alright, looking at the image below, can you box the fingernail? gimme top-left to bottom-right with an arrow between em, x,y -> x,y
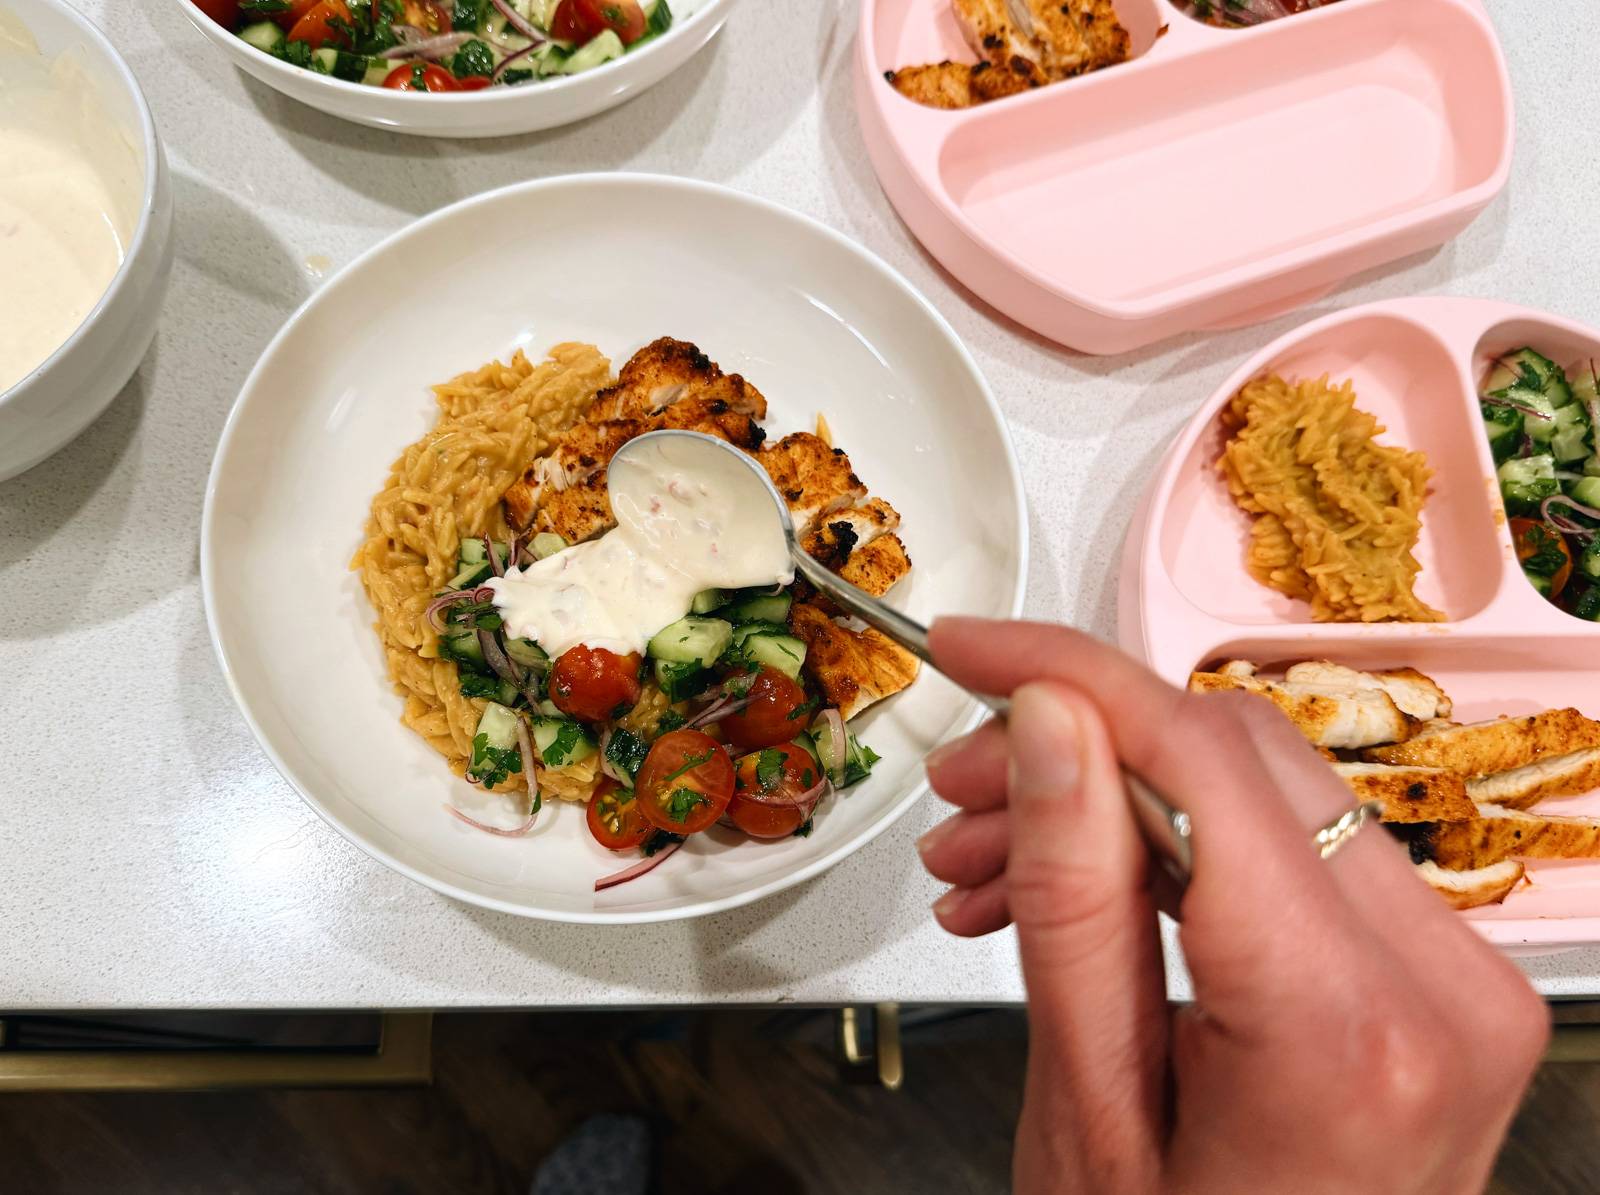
916,818 -> 957,858
933,888 -> 968,919
925,737 -> 963,773
1007,686 -> 1082,802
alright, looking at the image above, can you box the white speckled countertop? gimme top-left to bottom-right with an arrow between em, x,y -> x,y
4,1 -> 1600,1009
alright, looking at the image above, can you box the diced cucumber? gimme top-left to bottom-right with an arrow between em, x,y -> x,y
450,539 -> 509,590
740,633 -> 808,680
654,658 -> 712,702
1579,540 -> 1600,583
532,532 -> 567,559
1514,391 -> 1561,443
1483,416 -> 1520,464
531,717 -> 596,769
1573,584 -> 1600,621
691,588 -> 728,615
1553,411 -> 1592,464
721,591 -> 792,625
439,626 -> 487,671
1499,455 -> 1559,516
504,638 -> 548,670
1490,348 -> 1563,396
1567,476 -> 1600,511
648,616 -> 733,668
536,698 -> 563,718
646,0 -> 672,34
561,28 -> 623,73
730,621 -> 788,646
497,678 -> 521,706
468,703 -> 524,787
809,716 -> 881,790
362,58 -> 395,86
1524,569 -> 1554,598
793,730 -> 821,770
238,21 -> 286,54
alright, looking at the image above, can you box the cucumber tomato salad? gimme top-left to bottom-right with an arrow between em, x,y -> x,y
191,0 -> 672,92
1482,347 -> 1600,621
427,533 -> 881,891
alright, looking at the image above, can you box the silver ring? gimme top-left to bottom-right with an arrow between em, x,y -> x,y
1314,800 -> 1384,861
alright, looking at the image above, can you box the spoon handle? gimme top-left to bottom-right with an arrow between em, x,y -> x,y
791,552 -> 1196,881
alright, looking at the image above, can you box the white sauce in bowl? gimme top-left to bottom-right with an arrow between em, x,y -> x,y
0,13 -> 140,394
488,433 -> 794,657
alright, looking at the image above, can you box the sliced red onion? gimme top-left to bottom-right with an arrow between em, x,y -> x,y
595,842 -> 681,892
491,40 -> 541,82
1544,493 -> 1600,522
597,728 -> 625,783
490,0 -> 545,43
382,27 -> 474,59
478,628 -> 526,685
443,804 -> 539,836
683,693 -> 752,730
425,588 -> 481,633
1481,394 -> 1554,421
485,534 -> 506,578
744,777 -> 831,808
815,708 -> 847,782
444,718 -> 541,837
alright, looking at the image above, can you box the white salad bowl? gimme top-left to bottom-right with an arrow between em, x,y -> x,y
203,173 -> 1027,923
0,0 -> 173,482
171,0 -> 735,138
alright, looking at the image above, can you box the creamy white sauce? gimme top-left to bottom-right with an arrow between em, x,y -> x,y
0,13 -> 141,393
488,433 -> 794,657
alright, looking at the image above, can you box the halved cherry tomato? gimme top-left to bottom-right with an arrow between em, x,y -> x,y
727,743 -> 822,839
454,75 -> 492,90
287,0 -> 353,49
1511,516 -> 1574,599
549,646 -> 643,722
634,729 -> 735,835
585,778 -> 651,851
568,0 -> 647,44
718,667 -> 809,750
192,0 -> 240,30
382,62 -> 459,90
398,0 -> 452,32
550,0 -> 587,41
272,0 -> 322,30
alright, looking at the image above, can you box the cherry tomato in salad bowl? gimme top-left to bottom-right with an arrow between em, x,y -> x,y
271,0 -> 322,30
287,0 -> 353,48
727,742 -> 824,839
563,0 -> 647,45
1511,516 -> 1574,600
634,730 -> 735,835
549,646 -> 643,722
585,778 -> 652,851
718,667 -> 810,750
454,75 -> 493,91
399,0 -> 452,32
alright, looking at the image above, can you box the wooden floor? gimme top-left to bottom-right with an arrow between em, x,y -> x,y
0,1009 -> 1595,1193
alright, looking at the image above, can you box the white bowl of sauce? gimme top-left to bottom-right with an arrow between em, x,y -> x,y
0,0 -> 173,481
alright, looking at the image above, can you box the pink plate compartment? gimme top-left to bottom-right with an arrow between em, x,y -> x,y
1119,297 -> 1600,953
856,0 -> 1514,354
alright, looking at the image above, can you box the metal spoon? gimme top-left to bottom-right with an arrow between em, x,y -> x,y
609,429 -> 1376,887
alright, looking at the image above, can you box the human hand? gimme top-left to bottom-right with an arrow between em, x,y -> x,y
917,617 -> 1548,1195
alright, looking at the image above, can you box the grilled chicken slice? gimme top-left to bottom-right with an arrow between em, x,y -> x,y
1363,709 -> 1600,775
759,433 -> 870,533
1331,763 -> 1474,824
1467,747 -> 1600,811
887,61 -> 976,109
1424,803 -> 1600,871
839,534 -> 912,599
1282,662 -> 1453,721
1188,671 -> 1413,750
585,337 -> 722,423
1058,0 -> 1130,69
970,57 -> 1045,100
1416,859 -> 1525,911
955,0 -> 1040,66
1021,0 -> 1095,75
532,471 -> 614,544
800,498 -> 901,571
790,601 -> 920,719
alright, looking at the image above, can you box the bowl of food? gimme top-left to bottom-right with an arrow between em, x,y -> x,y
1120,296 -> 1600,952
174,0 -> 736,137
0,0 -> 173,482
202,173 -> 1026,923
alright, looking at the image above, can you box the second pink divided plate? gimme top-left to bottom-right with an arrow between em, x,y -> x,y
1119,296 -> 1600,954
856,0 -> 1514,355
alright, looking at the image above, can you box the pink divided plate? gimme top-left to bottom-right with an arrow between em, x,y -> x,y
856,0 -> 1514,355
1119,296 -> 1600,954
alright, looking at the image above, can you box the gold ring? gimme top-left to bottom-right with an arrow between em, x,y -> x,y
1314,800 -> 1384,861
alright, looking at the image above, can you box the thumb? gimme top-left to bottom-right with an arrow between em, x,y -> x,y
1005,682 -> 1168,1179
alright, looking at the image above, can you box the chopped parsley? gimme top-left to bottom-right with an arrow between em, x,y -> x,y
643,830 -> 684,857
786,696 -> 820,722
755,748 -> 787,792
661,749 -> 713,785
458,673 -> 502,700
841,742 -> 881,789
605,728 -> 650,779
239,0 -> 291,11
793,818 -> 814,838
452,38 -> 495,79
540,720 -> 585,768
665,787 -> 708,824
656,710 -> 686,733
1522,522 -> 1571,578
468,731 -> 522,789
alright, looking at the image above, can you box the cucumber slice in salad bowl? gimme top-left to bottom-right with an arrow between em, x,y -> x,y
201,174 -> 1026,923
170,0 -> 735,137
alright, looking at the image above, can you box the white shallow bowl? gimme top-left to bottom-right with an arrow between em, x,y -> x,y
203,174 -> 1027,923
172,0 -> 735,138
0,0 -> 173,482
